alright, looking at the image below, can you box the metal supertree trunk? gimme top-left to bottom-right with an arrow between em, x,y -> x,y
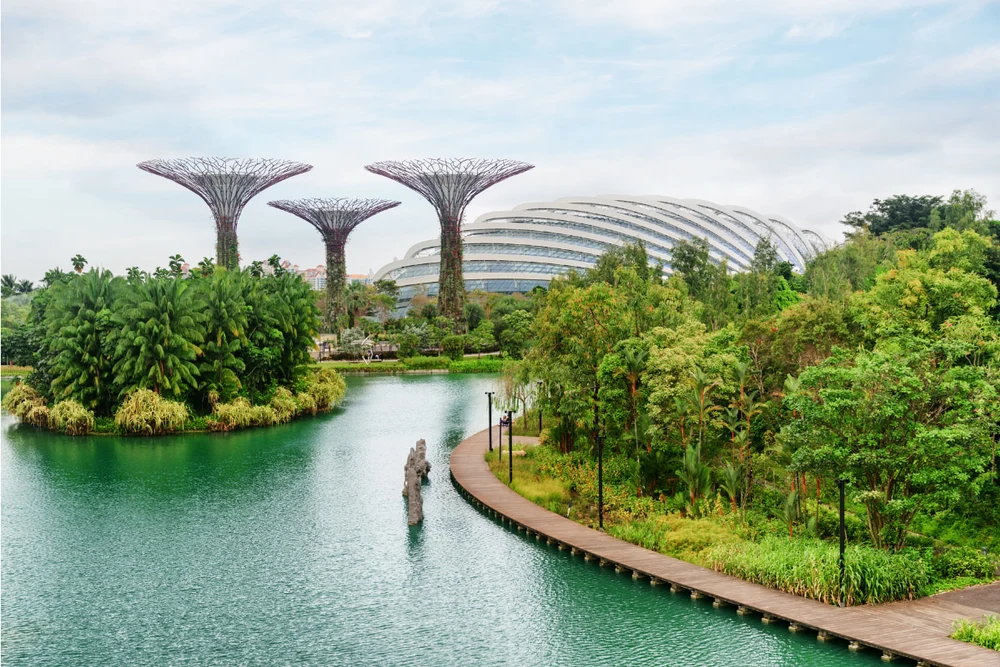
364,158 -> 533,329
268,198 -> 400,331
137,157 -> 313,270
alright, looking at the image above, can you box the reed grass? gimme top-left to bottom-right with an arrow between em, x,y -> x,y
704,536 -> 929,605
114,390 -> 189,435
49,399 -> 95,435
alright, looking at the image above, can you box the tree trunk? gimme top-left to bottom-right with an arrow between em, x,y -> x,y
438,217 -> 465,332
216,217 -> 239,271
325,239 -> 347,332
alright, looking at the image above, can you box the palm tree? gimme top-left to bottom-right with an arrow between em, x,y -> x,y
168,254 -> 185,277
112,276 -> 203,397
685,367 -> 722,455
71,254 -> 88,274
1,274 -> 17,298
195,271 -> 247,405
48,270 -> 120,414
345,282 -> 372,329
16,279 -> 34,294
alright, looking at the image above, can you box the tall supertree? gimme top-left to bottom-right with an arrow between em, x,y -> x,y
137,157 -> 313,270
267,198 -> 400,330
364,158 -> 533,329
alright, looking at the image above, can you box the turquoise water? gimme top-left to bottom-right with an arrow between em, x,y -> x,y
2,375 -> 887,666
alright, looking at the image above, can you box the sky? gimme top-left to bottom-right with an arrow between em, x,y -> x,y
2,0 -> 999,282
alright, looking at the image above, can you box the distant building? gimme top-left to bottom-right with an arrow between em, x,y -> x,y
256,262 -> 371,290
375,194 -> 831,309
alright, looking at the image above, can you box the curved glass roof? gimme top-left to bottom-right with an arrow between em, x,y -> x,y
376,195 -> 829,306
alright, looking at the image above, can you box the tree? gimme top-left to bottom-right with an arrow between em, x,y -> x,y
46,270 -> 120,414
784,345 -> 998,551
71,254 -> 88,274
842,195 -> 942,237
112,277 -> 204,398
467,319 -> 496,356
499,309 -> 534,359
195,270 -> 247,405
168,254 -> 185,277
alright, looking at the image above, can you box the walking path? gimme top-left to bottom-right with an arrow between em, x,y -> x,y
451,427 -> 1000,667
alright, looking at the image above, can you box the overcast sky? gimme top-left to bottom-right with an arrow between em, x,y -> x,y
2,0 -> 998,282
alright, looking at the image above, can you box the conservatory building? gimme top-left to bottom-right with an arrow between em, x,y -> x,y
374,195 -> 831,309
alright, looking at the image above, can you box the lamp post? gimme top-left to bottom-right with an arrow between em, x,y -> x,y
597,434 -> 605,531
507,410 -> 514,485
486,391 -> 495,452
536,380 -> 543,434
838,478 -> 847,606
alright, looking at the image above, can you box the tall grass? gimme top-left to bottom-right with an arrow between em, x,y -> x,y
486,447 -> 572,513
952,614 -> 1000,651
1,383 -> 47,426
114,389 -> 189,435
49,399 -> 95,435
704,536 -> 930,605
207,398 -> 278,431
607,515 -> 740,563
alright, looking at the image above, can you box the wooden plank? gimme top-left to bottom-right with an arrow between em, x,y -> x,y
451,427 -> 1000,667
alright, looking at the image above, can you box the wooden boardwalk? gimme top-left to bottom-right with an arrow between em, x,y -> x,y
451,428 -> 1000,667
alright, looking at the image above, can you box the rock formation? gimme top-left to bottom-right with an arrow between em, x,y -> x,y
403,439 -> 431,525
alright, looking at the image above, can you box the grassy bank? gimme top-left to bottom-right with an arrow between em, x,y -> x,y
952,614 -> 1000,651
321,356 -> 502,374
485,443 -> 999,606
1,365 -> 31,377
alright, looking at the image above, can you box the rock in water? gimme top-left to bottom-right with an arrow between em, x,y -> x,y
403,439 -> 431,525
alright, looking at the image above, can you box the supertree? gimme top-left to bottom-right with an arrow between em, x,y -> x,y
267,198 -> 400,330
364,158 -> 533,329
137,157 -> 313,270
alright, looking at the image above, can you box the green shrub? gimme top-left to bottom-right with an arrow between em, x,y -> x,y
932,547 -> 997,579
952,614 -> 1000,651
295,390 -> 317,415
50,400 -> 95,435
448,358 -> 503,373
114,389 -> 189,435
705,536 -> 930,605
269,387 -> 298,423
1,383 -> 46,423
400,355 -> 450,370
441,334 -> 466,361
208,397 -> 283,431
304,368 -> 346,409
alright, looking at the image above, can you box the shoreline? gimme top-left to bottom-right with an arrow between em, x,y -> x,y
450,427 -> 1000,667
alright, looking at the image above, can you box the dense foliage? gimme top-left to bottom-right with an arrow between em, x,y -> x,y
486,188 -> 999,603
2,261 -> 340,435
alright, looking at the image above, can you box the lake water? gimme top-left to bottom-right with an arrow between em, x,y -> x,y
1,374 -> 886,665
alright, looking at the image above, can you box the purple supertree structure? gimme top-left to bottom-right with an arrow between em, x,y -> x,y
267,198 -> 400,330
364,158 -> 533,329
137,157 -> 313,270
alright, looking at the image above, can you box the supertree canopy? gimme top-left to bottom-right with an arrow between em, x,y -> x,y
137,157 -> 313,270
364,158 -> 533,329
268,198 -> 400,331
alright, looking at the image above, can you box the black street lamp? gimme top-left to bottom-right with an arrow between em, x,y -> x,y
536,380 -> 543,433
597,434 -> 605,531
486,391 -> 495,452
838,478 -> 847,606
507,410 -> 514,485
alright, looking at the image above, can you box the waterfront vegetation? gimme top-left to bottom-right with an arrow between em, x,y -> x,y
952,614 -> 1000,651
486,190 -> 1000,606
1,257 -> 345,435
